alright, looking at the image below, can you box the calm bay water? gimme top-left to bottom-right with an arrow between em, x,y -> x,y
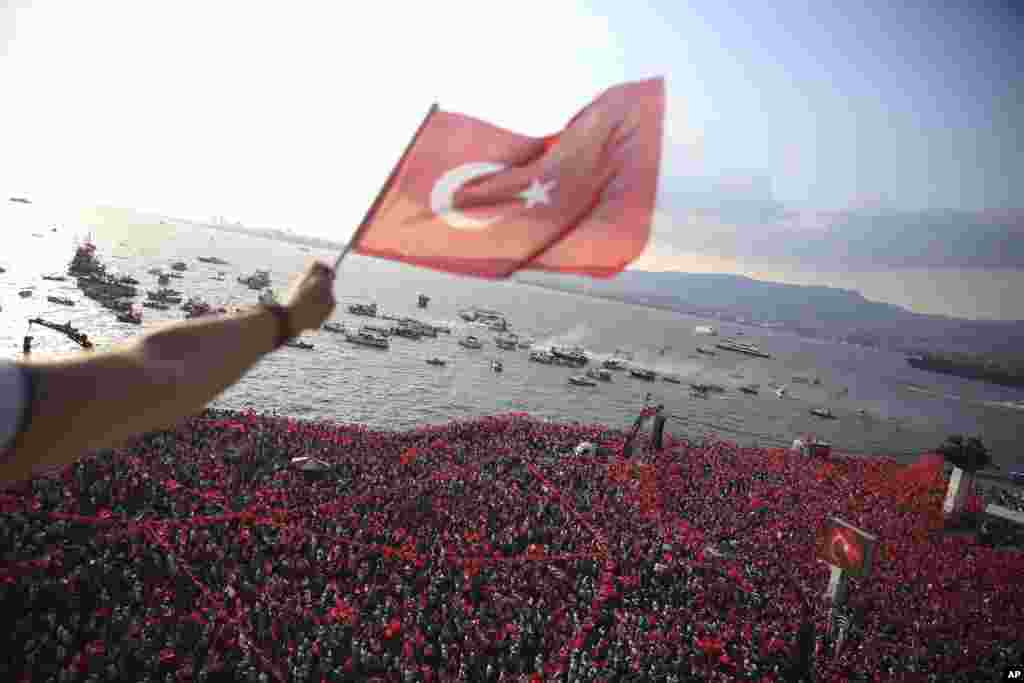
2,202 -> 1023,467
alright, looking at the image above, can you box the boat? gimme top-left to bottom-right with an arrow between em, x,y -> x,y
157,273 -> 171,286
568,375 -> 598,386
517,338 -> 534,349
185,302 -> 216,318
695,326 -> 719,336
345,328 -> 390,349
238,270 -> 272,290
46,296 -> 75,306
147,268 -> 164,276
418,293 -> 430,308
68,237 -> 106,277
690,382 -> 725,394
530,350 -> 555,364
362,324 -> 392,337
18,288 -> 33,298
150,291 -> 184,304
9,197 -> 31,204
78,275 -> 138,299
117,309 -> 143,325
42,275 -> 67,282
551,346 -> 588,366
495,334 -> 519,350
630,368 -> 656,381
740,384 -> 761,395
168,273 -> 184,279
585,368 -> 612,382
613,349 -> 635,361
347,302 -> 378,317
198,256 -> 230,265
284,340 -> 314,350
426,357 -> 447,366
170,261 -> 187,271
776,385 -> 789,399
491,360 -> 503,372
715,339 -> 772,359
258,289 -> 278,306
487,318 -> 509,332
210,275 -> 225,281
810,407 -> 836,419
322,322 -> 346,333
459,335 -> 484,350
696,346 -> 717,356
0,266 -> 5,273
142,301 -> 170,310
116,275 -> 139,285
602,358 -> 627,370
792,376 -> 811,385
662,375 -> 682,384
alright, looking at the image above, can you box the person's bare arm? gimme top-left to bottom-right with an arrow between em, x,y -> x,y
0,261 -> 335,483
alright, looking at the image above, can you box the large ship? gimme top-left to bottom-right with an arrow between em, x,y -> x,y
238,270 -> 272,290
715,338 -> 772,359
77,274 -> 138,299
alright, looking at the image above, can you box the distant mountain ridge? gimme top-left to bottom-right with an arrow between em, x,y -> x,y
514,270 -> 1024,357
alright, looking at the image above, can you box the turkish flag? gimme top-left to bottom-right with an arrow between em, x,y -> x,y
352,77 -> 665,279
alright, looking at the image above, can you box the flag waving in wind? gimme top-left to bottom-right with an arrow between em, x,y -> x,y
351,77 -> 665,279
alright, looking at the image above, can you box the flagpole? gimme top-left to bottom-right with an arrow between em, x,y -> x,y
333,103 -> 440,272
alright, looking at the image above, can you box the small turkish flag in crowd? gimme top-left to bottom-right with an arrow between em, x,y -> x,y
352,77 -> 665,279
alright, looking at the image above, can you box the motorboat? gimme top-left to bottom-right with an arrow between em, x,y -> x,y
347,302 -> 378,317
585,368 -> 612,382
117,310 -> 142,325
147,268 -> 164,276
238,270 -> 272,290
487,318 -> 509,332
42,275 -> 67,282
46,296 -> 75,306
715,338 -> 772,359
77,274 -> 138,299
630,368 -> 656,381
345,328 -> 390,349
322,322 -> 345,333
284,340 -> 314,350
691,382 -> 725,394
143,301 -> 170,310
392,325 -> 423,340
810,407 -> 836,419
157,274 -> 171,286
695,325 -> 718,336
662,374 -> 682,384
568,375 -> 597,386
426,357 -> 447,366
602,358 -> 627,370
696,346 -> 717,356
170,261 -> 188,271
495,334 -> 519,350
210,275 -> 225,281
491,360 -> 503,372
776,385 -> 789,399
198,256 -> 229,265
362,324 -> 392,337
417,293 -> 430,308
18,288 -> 34,298
551,346 -> 588,366
530,350 -> 555,364
459,335 -> 484,349
740,384 -> 761,395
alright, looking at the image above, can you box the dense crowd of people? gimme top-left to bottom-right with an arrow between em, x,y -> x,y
1,407 -> 1022,682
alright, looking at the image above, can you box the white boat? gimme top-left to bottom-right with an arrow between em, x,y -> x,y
568,375 -> 597,386
322,322 -> 345,333
585,368 -> 612,382
284,340 -> 314,350
459,335 -> 484,349
695,326 -> 718,336
347,302 -> 378,317
810,407 -> 836,419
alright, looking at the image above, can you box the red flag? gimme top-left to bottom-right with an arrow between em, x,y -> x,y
352,77 -> 665,278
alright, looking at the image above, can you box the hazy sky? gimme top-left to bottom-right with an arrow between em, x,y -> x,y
2,1 -> 1021,317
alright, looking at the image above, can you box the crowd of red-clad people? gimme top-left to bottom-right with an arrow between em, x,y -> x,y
1,407 -> 1022,682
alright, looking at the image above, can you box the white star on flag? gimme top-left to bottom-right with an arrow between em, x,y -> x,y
518,178 -> 556,209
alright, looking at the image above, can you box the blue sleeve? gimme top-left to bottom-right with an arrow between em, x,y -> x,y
0,361 -> 31,457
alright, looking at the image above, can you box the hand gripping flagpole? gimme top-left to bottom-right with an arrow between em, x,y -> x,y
333,104 -> 440,273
